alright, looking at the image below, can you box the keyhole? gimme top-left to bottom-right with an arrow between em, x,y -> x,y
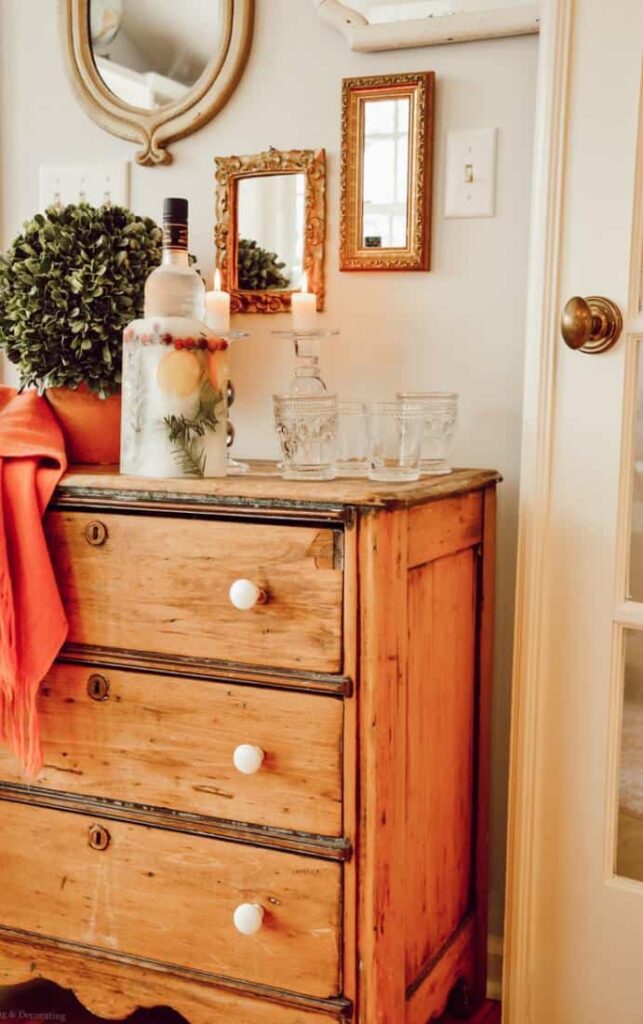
84,521 -> 107,546
88,824 -> 111,851
87,674 -> 109,701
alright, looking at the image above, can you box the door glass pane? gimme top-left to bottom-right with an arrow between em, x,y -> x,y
616,628 -> 643,881
629,342 -> 643,599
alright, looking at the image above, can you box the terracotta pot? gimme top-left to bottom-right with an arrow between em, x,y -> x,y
46,385 -> 121,465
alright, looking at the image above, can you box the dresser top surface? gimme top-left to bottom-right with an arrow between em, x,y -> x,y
56,462 -> 500,516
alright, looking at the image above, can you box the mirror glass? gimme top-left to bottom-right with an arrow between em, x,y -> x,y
89,0 -> 225,111
349,0 -> 531,22
629,341 -> 643,599
236,175 -> 306,291
616,628 -> 643,883
362,96 -> 410,249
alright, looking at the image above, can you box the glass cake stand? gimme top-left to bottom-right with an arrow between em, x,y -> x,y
272,330 -> 339,396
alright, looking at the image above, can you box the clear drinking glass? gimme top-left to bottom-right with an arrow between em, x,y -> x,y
336,402 -> 368,477
273,394 -> 338,481
366,401 -> 425,482
397,391 -> 459,475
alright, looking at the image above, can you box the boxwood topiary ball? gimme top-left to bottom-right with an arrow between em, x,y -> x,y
0,203 -> 163,398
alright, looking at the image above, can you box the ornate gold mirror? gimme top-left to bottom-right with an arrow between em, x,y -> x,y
215,148 -> 326,313
341,72 -> 434,271
60,0 -> 254,166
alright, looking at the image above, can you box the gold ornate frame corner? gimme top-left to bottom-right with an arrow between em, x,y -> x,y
340,72 -> 434,272
215,147 -> 326,314
59,0 -> 254,167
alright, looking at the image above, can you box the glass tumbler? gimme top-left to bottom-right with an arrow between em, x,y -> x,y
273,394 -> 338,481
366,401 -> 426,483
397,391 -> 459,475
335,402 -> 368,476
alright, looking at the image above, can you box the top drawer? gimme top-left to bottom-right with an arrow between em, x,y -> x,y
46,512 -> 344,673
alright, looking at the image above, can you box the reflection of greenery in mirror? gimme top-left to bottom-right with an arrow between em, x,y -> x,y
89,0 -> 225,110
236,175 -> 306,292
362,97 -> 410,249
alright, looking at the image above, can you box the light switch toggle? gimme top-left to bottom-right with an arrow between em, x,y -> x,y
445,128 -> 497,219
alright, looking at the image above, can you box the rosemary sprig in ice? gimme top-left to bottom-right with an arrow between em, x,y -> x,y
164,378 -> 224,477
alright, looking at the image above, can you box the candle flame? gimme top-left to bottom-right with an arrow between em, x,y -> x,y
301,271 -> 308,294
214,268 -> 222,291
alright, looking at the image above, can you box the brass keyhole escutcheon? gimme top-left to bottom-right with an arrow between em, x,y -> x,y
87,674 -> 110,702
85,520 -> 108,546
88,824 -> 111,851
561,295 -> 623,354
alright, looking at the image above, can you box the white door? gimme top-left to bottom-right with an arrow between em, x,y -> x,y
504,0 -> 643,1020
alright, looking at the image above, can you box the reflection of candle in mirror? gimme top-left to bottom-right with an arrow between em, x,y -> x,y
291,272 -> 317,332
205,269 -> 231,333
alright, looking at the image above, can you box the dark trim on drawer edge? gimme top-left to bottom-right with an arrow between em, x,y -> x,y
0,785 -> 352,861
0,926 -> 353,1020
53,488 -> 357,526
60,645 -> 353,697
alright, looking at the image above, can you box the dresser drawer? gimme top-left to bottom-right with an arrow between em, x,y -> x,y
0,802 -> 341,998
46,512 -> 344,673
0,664 -> 343,836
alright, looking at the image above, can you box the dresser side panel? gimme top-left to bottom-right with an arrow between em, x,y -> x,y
357,507 -> 408,1024
405,548 -> 477,981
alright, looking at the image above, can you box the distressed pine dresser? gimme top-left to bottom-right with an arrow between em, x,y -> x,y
0,463 -> 498,1024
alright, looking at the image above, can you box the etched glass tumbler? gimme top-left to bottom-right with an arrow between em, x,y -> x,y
397,391 -> 459,475
366,401 -> 426,482
335,402 -> 368,477
273,394 -> 338,481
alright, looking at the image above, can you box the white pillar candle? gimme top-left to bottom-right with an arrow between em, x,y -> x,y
291,271 -> 317,332
205,269 -> 231,333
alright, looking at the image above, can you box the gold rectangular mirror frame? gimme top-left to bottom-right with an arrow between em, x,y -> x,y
340,72 -> 434,272
215,147 -> 326,313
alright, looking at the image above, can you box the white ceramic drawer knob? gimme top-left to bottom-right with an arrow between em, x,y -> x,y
233,902 -> 264,935
233,744 -> 265,775
228,578 -> 265,611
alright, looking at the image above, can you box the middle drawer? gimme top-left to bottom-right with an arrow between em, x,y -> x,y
0,664 -> 343,837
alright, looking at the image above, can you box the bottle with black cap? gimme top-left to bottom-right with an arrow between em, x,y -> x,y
144,197 -> 204,320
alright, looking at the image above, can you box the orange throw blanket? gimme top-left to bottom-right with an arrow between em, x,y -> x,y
0,387 -> 68,776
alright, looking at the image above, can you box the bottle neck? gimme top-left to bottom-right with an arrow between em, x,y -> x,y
161,247 -> 189,268
162,217 -> 188,265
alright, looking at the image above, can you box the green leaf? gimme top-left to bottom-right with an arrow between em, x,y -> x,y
0,201 -> 166,395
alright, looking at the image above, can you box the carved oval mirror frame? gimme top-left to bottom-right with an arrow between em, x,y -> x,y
59,0 -> 254,167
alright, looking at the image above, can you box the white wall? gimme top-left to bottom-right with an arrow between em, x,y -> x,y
0,0 -> 538,939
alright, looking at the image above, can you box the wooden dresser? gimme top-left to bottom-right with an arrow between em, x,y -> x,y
0,464 -> 498,1024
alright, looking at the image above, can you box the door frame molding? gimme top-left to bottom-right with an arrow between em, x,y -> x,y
503,0 -> 574,1018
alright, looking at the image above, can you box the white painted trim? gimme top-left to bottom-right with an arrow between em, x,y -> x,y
502,0 -> 573,1020
313,0 -> 540,50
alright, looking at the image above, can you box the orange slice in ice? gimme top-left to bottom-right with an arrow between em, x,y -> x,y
157,349 -> 201,397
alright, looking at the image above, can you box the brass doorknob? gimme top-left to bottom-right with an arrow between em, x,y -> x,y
561,295 -> 622,354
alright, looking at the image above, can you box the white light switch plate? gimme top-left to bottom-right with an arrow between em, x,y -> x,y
444,129 -> 497,219
39,163 -> 130,211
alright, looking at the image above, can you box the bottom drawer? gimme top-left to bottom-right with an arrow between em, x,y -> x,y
0,930 -> 347,1024
0,802 -> 341,999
